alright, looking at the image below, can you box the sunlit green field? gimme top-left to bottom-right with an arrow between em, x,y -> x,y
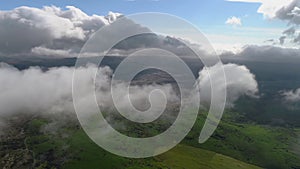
17,110 -> 300,169
24,119 -> 260,169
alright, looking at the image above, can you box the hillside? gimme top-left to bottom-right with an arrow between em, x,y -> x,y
0,117 -> 261,169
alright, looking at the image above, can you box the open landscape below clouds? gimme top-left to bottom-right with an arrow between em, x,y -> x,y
0,2 -> 300,169
1,44 -> 300,168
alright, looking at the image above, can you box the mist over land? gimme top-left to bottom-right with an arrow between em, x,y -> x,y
0,3 -> 300,169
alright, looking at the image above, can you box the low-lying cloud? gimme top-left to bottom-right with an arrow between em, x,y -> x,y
0,63 -> 178,116
0,61 -> 258,128
0,62 -> 183,133
221,45 -> 300,63
196,62 -> 258,107
282,88 -> 300,102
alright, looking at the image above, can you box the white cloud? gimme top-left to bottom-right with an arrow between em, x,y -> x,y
226,16 -> 242,26
31,46 -> 73,57
0,63 -> 178,125
0,6 -> 208,58
282,88 -> 300,102
226,0 -> 294,18
227,0 -> 300,45
0,6 -> 122,57
196,63 -> 258,107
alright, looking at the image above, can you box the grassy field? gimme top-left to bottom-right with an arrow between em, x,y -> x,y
2,110 -> 299,169
184,111 -> 300,169
155,144 -> 260,169
23,119 -> 261,169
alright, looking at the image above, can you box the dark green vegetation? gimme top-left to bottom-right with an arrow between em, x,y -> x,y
185,111 -> 300,169
1,57 -> 300,168
0,118 -> 260,169
225,59 -> 300,127
1,109 -> 299,169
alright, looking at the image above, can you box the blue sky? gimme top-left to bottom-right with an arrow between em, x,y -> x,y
0,0 -> 283,27
0,0 -> 289,52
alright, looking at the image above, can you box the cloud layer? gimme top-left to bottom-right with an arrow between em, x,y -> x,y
0,63 -> 179,116
0,6 -> 209,59
0,6 -> 122,57
0,61 -> 258,129
221,45 -> 300,63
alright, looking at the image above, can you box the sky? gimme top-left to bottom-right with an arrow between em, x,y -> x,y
0,0 -> 298,53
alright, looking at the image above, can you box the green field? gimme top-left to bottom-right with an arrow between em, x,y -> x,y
13,109 -> 299,169
185,111 -> 300,169
23,119 -> 261,169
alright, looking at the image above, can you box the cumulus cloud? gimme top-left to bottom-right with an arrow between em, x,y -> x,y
227,0 -> 294,18
273,0 -> 300,44
0,59 -> 260,131
219,45 -> 300,90
0,6 -> 122,57
282,88 -> 300,102
0,63 -> 73,115
0,62 -> 179,127
276,1 -> 300,24
196,63 -> 258,107
227,0 -> 300,45
0,6 -> 210,59
225,16 -> 242,26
